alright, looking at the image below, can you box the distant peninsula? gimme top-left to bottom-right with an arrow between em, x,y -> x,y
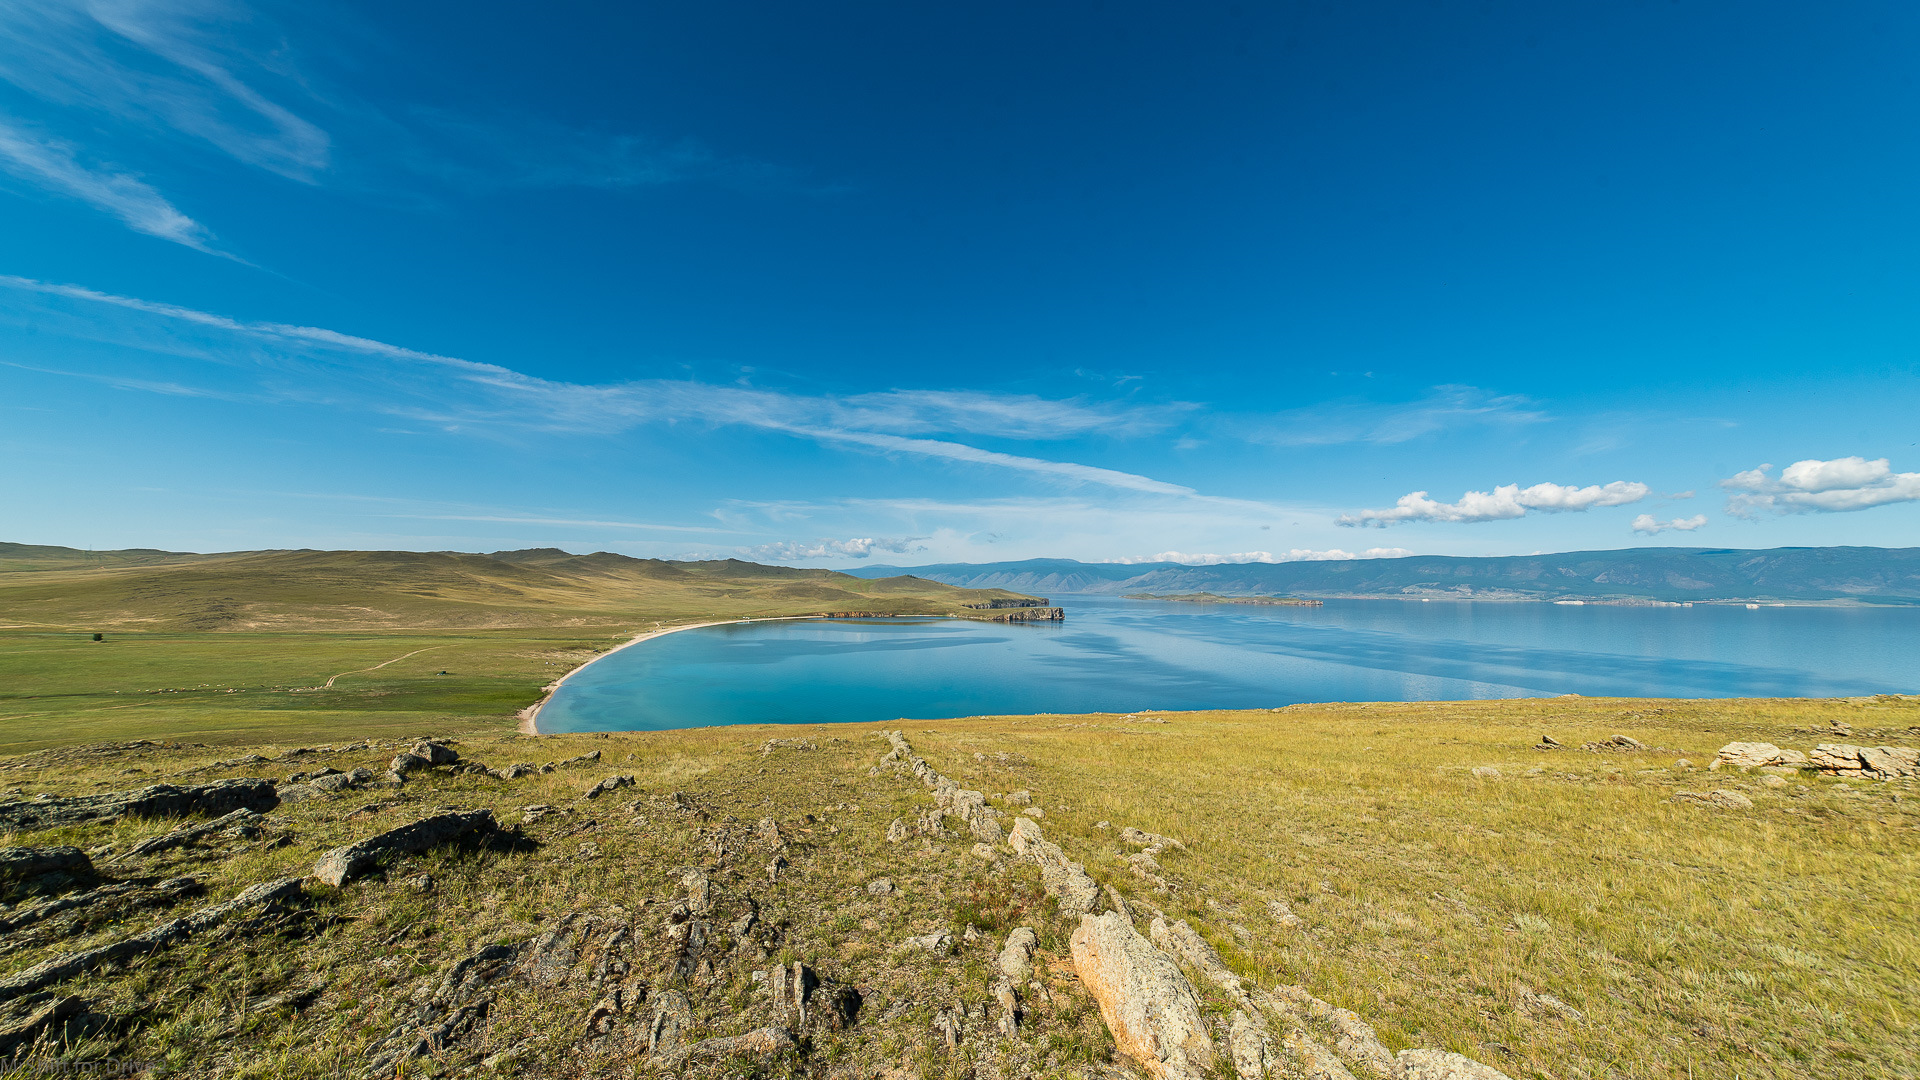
849,546 -> 1920,605
1124,591 -> 1322,606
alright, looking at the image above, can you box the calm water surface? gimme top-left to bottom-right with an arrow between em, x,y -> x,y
537,595 -> 1920,732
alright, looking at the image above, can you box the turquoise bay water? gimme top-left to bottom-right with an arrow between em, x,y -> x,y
536,596 -> 1920,732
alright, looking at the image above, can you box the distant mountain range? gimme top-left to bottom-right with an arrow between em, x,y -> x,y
848,547 -> 1920,604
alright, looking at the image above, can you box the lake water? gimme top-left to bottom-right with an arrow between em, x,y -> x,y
535,595 -> 1920,732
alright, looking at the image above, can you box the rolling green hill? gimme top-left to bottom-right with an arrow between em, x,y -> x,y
0,543 -> 1042,751
0,544 -> 1038,632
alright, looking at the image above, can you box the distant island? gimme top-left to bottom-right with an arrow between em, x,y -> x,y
1124,591 -> 1322,606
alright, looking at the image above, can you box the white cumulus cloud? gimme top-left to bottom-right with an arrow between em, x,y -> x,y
739,537 -> 927,563
1110,548 -> 1414,566
1630,513 -> 1708,535
1722,457 -> 1920,515
1339,481 -> 1650,528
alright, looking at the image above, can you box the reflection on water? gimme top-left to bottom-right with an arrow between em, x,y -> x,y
537,595 -> 1920,732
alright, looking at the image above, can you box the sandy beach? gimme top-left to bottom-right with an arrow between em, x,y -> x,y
516,615 -> 824,734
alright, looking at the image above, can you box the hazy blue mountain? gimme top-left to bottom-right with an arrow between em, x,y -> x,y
848,547 -> 1920,603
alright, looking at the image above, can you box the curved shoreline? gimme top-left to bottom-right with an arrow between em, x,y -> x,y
517,616 -> 826,735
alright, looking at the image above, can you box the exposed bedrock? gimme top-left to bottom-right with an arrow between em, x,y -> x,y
312,809 -> 499,887
0,778 -> 278,831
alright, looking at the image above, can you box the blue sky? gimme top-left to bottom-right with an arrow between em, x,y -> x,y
2,1 -> 1917,567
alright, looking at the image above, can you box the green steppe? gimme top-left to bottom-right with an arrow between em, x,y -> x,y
0,543 -> 1041,752
0,544 -> 1914,1079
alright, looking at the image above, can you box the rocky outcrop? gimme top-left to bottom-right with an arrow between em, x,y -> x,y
962,598 -> 1051,609
877,731 -> 1004,845
1008,816 -> 1099,918
107,808 -> 264,863
0,877 -> 305,1004
312,810 -> 498,887
365,941 -> 518,1075
0,875 -> 202,937
1809,743 -> 1919,779
974,607 -> 1065,622
0,778 -> 278,831
653,1025 -> 797,1070
1150,916 -> 1242,993
1070,910 -> 1215,1080
0,846 -> 94,896
1257,981 -> 1502,1080
0,994 -> 87,1058
582,775 -> 635,799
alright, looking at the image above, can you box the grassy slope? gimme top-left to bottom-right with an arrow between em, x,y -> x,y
0,545 -> 1039,753
1,544 -> 1914,1076
0,697 -> 1912,1078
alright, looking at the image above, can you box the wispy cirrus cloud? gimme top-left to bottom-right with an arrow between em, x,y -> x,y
0,0 -> 331,179
1238,385 -> 1547,447
0,274 -> 1195,496
1339,480 -> 1650,527
0,117 -> 218,249
0,2 -> 809,248
1722,457 -> 1920,516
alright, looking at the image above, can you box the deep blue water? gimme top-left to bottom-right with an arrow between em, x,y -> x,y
536,595 -> 1920,732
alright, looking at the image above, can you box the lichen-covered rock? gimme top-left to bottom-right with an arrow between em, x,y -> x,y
1070,910 -> 1214,1080
998,926 -> 1038,980
1008,816 -> 1099,917
1396,1048 -> 1515,1079
1228,1010 -> 1267,1080
1711,742 -> 1785,771
1149,916 -> 1242,993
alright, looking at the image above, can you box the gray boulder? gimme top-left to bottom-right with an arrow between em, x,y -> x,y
411,741 -> 459,766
